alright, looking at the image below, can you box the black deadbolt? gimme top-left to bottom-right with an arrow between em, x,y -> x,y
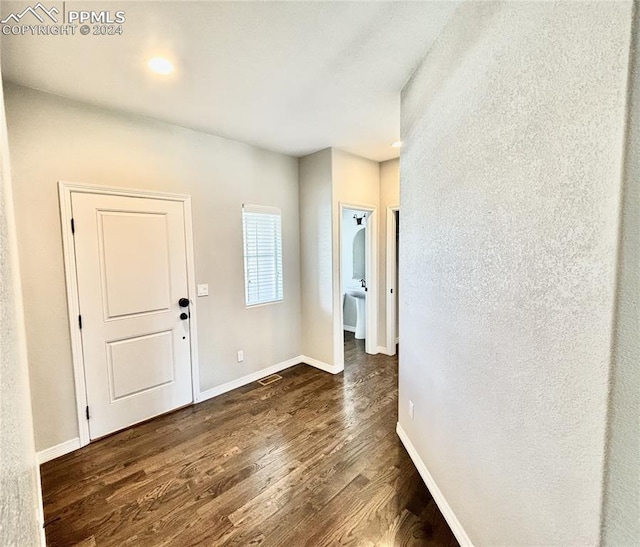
180,312 -> 189,320
178,298 -> 190,307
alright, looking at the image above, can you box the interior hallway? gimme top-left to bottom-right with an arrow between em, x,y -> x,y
40,333 -> 457,546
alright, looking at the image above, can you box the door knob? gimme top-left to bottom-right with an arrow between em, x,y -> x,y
180,312 -> 189,320
178,298 -> 190,307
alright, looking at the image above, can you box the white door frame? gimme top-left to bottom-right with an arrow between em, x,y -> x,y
58,181 -> 200,448
386,206 -> 400,355
336,201 -> 378,365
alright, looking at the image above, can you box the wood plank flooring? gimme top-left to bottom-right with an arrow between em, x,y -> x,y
41,333 -> 458,546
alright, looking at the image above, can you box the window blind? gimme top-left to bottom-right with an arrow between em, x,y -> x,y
242,204 -> 283,306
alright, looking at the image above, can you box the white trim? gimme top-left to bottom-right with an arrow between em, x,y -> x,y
37,437 -> 82,464
364,206 -> 378,357
396,423 -> 473,547
244,299 -> 284,310
58,183 -> 90,446
343,325 -> 356,333
395,337 -> 399,345
336,201 -> 379,368
301,355 -> 344,375
35,456 -> 46,545
197,356 -> 302,403
183,198 -> 201,403
386,205 -> 399,356
59,181 -> 192,201
58,181 -> 200,447
376,345 -> 395,356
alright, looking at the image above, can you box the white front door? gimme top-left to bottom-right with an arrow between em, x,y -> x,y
71,192 -> 193,439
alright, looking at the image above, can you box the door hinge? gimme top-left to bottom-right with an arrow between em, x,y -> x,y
86,406 -> 90,420
71,218 -> 75,234
78,315 -> 83,329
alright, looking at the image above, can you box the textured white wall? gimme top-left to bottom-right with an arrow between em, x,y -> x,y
299,149 -> 335,366
602,6 -> 640,544
5,85 -> 301,452
0,77 -> 41,545
399,2 -> 633,545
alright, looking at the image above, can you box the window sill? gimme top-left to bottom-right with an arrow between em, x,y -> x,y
245,299 -> 283,309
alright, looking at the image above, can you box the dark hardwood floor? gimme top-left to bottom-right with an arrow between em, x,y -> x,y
41,333 -> 458,546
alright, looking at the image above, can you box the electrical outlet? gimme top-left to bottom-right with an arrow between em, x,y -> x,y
237,350 -> 244,363
408,400 -> 415,420
197,284 -> 209,297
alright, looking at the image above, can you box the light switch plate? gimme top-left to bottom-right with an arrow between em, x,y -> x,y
237,350 -> 244,362
197,284 -> 209,297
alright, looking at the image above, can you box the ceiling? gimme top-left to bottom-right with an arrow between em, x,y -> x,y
1,1 -> 458,161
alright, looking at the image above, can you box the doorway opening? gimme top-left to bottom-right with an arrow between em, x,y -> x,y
385,206 -> 399,355
342,207 -> 368,343
337,202 -> 378,366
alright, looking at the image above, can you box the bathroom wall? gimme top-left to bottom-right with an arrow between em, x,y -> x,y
399,1 -> 632,544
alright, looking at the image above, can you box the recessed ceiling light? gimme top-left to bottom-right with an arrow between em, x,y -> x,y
147,57 -> 174,75
391,141 -> 403,148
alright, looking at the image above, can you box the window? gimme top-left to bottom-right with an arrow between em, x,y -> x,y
242,204 -> 283,306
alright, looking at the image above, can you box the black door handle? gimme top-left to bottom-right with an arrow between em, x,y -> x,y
180,312 -> 189,320
178,298 -> 190,308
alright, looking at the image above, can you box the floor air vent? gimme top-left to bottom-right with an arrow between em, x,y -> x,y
257,374 -> 283,386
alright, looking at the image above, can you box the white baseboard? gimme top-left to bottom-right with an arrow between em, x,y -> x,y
300,355 -> 344,375
343,325 -> 356,333
396,423 -> 473,547
37,437 -> 81,464
197,355 -> 303,403
376,345 -> 396,356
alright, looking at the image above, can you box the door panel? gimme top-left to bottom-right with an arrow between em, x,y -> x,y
72,192 -> 193,440
107,330 -> 175,401
99,211 -> 172,319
